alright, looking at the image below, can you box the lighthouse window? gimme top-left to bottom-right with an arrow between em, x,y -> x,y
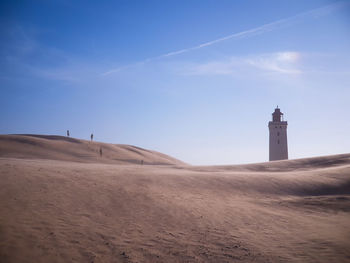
275,126 -> 277,128
280,126 -> 281,128
277,132 -> 280,136
278,140 -> 280,144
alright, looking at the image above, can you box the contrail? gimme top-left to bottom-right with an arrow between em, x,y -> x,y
102,1 -> 346,76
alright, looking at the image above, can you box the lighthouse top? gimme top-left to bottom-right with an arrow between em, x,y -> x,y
272,106 -> 283,122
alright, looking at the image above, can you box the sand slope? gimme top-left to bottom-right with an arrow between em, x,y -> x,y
0,135 -> 185,165
0,135 -> 350,262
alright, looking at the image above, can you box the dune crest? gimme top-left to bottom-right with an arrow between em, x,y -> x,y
0,134 -> 185,165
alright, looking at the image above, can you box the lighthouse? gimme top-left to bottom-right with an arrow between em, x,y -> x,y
268,107 -> 288,161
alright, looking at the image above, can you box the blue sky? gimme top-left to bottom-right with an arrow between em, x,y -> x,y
1,0 -> 350,164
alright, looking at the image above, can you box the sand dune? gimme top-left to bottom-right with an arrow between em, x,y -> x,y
0,135 -> 349,262
0,134 -> 185,165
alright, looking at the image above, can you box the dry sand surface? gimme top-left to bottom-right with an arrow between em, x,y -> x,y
0,134 -> 350,263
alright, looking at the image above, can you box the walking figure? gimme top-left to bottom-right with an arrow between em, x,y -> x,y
100,147 -> 102,157
91,133 -> 93,141
67,130 -> 70,137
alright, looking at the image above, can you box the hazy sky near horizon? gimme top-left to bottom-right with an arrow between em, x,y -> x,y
1,0 -> 350,165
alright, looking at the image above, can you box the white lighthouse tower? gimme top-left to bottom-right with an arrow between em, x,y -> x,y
268,106 -> 288,161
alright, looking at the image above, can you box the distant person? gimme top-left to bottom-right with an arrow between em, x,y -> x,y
91,133 -> 93,141
141,160 -> 144,165
100,147 -> 102,157
67,130 -> 70,137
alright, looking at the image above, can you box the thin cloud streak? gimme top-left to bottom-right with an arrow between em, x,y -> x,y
184,51 -> 302,76
101,1 -> 346,76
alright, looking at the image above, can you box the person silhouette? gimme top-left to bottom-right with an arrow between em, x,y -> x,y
67,130 -> 70,137
91,133 -> 93,141
100,147 -> 102,157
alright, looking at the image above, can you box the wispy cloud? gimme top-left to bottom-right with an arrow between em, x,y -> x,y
102,1 -> 346,76
245,52 -> 302,74
185,51 -> 302,76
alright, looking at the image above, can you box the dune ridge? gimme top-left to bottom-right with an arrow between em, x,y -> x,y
0,134 -> 349,262
0,134 -> 185,165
